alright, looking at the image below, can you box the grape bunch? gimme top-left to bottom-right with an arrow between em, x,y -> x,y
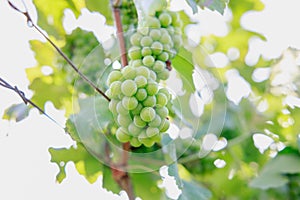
57,28 -> 101,95
120,0 -> 138,31
127,10 -> 183,80
106,65 -> 171,147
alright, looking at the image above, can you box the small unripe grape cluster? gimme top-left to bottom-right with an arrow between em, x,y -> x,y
58,28 -> 100,94
127,11 -> 183,80
120,0 -> 138,31
106,65 -> 171,147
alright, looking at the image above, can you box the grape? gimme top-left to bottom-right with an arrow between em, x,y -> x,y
157,52 -> 169,62
121,80 -> 137,96
149,69 -> 157,81
131,59 -> 143,67
122,96 -> 138,110
157,69 -> 170,80
134,76 -> 147,88
151,41 -> 163,55
135,88 -> 148,101
156,106 -> 169,118
156,93 -> 168,107
131,103 -> 143,115
149,29 -> 161,41
145,17 -> 161,28
148,115 -> 161,127
140,36 -> 153,47
109,81 -> 122,98
107,71 -> 122,86
121,65 -> 136,80
160,33 -> 172,45
140,107 -> 156,122
146,82 -> 159,96
146,127 -> 159,137
142,55 -> 155,67
136,66 -> 150,78
108,99 -> 119,115
133,115 -> 146,128
141,47 -> 152,57
130,33 -> 142,46
159,88 -> 171,100
153,61 -> 165,72
128,46 -> 142,60
116,127 -> 131,143
159,12 -> 172,27
142,95 -> 156,107
116,101 -> 129,115
117,114 -> 132,128
130,137 -> 142,147
128,123 -> 142,136
159,118 -> 170,132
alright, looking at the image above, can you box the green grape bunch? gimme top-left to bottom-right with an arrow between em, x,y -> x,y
120,0 -> 138,31
57,28 -> 101,95
106,65 -> 171,147
127,10 -> 183,80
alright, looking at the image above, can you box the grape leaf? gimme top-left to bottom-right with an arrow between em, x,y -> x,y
179,180 -> 212,200
33,0 -> 85,39
185,0 -> 229,15
49,143 -> 102,183
172,47 -> 195,93
2,103 -> 30,122
85,0 -> 113,25
250,154 -> 300,189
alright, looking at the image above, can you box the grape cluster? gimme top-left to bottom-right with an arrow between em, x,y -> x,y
120,0 -> 138,31
58,28 -> 100,94
106,65 -> 171,147
128,11 -> 183,80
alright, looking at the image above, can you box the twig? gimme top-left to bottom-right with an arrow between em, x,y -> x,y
0,77 -> 64,129
7,0 -> 111,102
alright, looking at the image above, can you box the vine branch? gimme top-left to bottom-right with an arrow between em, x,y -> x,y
7,0 -> 111,102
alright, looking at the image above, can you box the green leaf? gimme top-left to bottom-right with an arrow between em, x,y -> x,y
172,47 -> 195,93
66,96 -> 113,157
185,0 -> 198,14
85,0 -> 113,25
33,0 -> 85,38
131,173 -> 163,200
102,165 -> 120,193
298,136 -> 300,153
250,154 -> 300,189
199,0 -> 228,15
2,103 -> 30,122
49,143 -> 102,183
179,180 -> 212,200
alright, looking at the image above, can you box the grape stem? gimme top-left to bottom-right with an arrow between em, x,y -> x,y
109,1 -> 135,200
7,0 -> 111,102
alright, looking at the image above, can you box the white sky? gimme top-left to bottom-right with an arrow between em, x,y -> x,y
1,0 -> 300,199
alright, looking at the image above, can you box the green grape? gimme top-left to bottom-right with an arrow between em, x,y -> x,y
140,36 -> 153,47
158,88 -> 171,100
117,114 -> 132,128
109,81 -> 122,98
141,47 -> 152,57
139,27 -> 150,36
146,127 -> 159,137
167,26 -> 175,35
130,137 -> 142,147
146,82 -> 159,96
131,59 -> 143,67
149,29 -> 161,41
122,96 -> 138,110
153,61 -> 166,72
145,17 -> 161,28
140,107 -> 156,122
135,88 -> 148,101
107,70 -> 122,86
116,127 -> 131,143
134,75 -> 147,88
157,69 -> 170,80
136,66 -> 150,78
157,52 -> 169,62
149,70 -> 157,80
148,115 -> 161,127
116,101 -> 129,115
140,137 -> 155,147
173,34 -> 183,48
121,80 -> 137,96
108,99 -> 119,115
133,115 -> 146,128
128,46 -> 142,60
142,95 -> 157,107
130,33 -> 142,46
121,65 -> 136,79
131,103 -> 143,115
160,33 -> 172,45
151,41 -> 163,55
156,93 -> 168,107
159,12 -> 172,27
142,55 -> 155,67
159,118 -> 170,132
128,122 -> 142,136
156,106 -> 169,118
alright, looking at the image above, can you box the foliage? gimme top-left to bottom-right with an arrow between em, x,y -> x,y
3,0 -> 300,199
